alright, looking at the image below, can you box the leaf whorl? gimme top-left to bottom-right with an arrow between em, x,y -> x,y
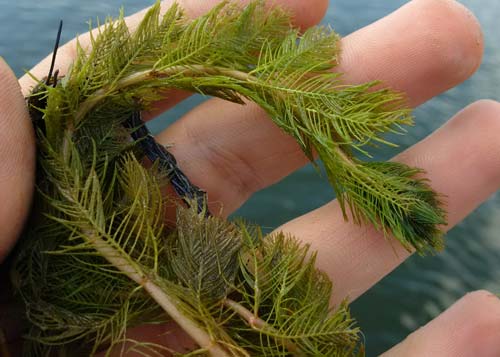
13,1 -> 446,355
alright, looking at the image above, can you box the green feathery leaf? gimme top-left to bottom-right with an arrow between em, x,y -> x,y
10,0 -> 448,355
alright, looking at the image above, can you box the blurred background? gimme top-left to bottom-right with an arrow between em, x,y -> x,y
1,0 -> 499,355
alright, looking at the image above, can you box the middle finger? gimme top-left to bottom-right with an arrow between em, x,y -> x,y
155,0 -> 483,215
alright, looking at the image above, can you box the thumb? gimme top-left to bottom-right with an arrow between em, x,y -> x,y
0,57 -> 35,262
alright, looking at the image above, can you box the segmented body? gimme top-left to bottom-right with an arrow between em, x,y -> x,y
124,111 -> 209,215
28,83 -> 209,217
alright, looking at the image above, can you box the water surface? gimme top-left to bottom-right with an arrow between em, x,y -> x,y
1,1 -> 499,355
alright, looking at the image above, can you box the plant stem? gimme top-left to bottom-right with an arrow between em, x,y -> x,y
74,65 -> 254,123
74,63 -> 357,175
74,63 -> 357,172
223,298 -> 305,356
87,232 -> 231,357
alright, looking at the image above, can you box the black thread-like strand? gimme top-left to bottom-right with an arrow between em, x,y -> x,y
28,21 -> 64,134
46,20 -> 63,85
124,111 -> 210,216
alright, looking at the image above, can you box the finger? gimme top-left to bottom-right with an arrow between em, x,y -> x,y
338,0 -> 483,107
18,0 -> 328,98
381,290 -> 500,357
155,0 -> 483,215
276,100 -> 500,303
96,285 -> 500,356
0,58 -> 35,262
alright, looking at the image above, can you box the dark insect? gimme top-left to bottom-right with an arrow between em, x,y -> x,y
26,21 -> 210,215
124,111 -> 209,215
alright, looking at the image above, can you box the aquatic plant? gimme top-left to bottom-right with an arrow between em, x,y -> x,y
12,1 -> 446,355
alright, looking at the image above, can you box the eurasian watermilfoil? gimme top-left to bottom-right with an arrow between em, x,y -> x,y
11,1 -> 446,355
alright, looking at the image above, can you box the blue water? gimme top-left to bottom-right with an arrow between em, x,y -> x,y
1,1 -> 499,355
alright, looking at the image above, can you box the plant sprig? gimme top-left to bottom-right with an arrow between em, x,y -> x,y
12,1 -> 446,355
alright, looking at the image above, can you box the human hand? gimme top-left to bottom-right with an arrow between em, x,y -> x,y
2,0 -> 500,355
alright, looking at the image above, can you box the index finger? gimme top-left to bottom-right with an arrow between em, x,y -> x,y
18,0 -> 328,99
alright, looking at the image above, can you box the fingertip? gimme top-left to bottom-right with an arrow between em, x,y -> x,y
445,99 -> 500,140
383,290 -> 500,357
453,99 -> 500,123
446,290 -> 500,346
339,0 -> 484,106
416,0 -> 484,80
454,99 -> 500,190
460,289 -> 500,308
282,0 -> 329,30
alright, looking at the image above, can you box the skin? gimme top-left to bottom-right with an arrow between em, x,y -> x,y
1,0 -> 500,355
